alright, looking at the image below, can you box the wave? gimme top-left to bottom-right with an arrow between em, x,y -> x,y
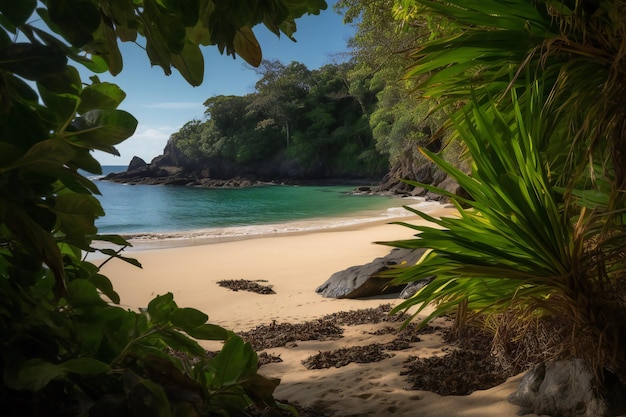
107,198 -> 446,250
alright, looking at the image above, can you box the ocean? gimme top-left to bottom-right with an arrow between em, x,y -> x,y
92,166 -> 437,243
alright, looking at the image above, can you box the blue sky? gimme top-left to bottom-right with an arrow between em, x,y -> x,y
92,1 -> 355,166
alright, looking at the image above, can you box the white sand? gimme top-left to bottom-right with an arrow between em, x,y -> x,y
99,206 -> 539,417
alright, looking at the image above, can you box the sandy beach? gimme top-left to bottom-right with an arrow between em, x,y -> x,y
99,205 -> 538,417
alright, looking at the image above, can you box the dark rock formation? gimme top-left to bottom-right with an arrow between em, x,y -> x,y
103,140 -> 384,188
127,156 -> 147,171
509,359 -> 626,417
316,248 -> 426,299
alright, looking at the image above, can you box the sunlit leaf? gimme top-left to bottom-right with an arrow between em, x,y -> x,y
171,39 -> 204,86
78,82 -> 127,114
233,26 -> 261,67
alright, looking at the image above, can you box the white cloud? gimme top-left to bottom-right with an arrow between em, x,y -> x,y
95,125 -> 174,166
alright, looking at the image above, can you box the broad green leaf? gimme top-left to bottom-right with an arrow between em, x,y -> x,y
233,26 -> 261,67
66,109 -> 138,153
0,0 -> 37,27
92,234 -> 132,247
171,39 -> 204,86
185,323 -> 230,341
67,148 -> 103,175
12,356 -> 109,391
147,293 -> 177,324
90,273 -> 121,304
0,43 -> 67,80
46,0 -> 101,46
78,82 -> 127,114
1,200 -> 66,294
126,376 -> 173,417
52,193 -> 104,237
209,336 -> 257,388
157,328 -> 206,356
60,357 -> 110,374
97,248 -> 142,268
92,17 -> 124,75
71,53 -> 109,73
1,138 -> 74,173
68,279 -> 106,308
170,307 -> 209,329
15,359 -> 66,391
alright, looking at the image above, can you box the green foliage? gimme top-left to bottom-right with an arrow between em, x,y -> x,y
382,0 -> 626,388
171,60 -> 387,175
1,0 -> 325,415
382,84 -> 626,377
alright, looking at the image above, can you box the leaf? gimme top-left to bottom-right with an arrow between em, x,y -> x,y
90,273 -> 121,304
68,279 -> 106,308
157,329 -> 206,356
0,201 -> 66,295
78,82 -> 127,114
61,357 -> 111,374
52,193 -> 104,239
13,357 -> 110,391
171,39 -> 204,86
0,0 -> 37,27
1,138 -> 75,173
209,336 -> 257,389
185,323 -> 230,341
97,248 -> 142,268
124,372 -> 173,417
0,43 -> 67,80
170,307 -> 209,329
147,293 -> 177,324
46,0 -> 101,46
233,26 -> 261,67
66,109 -> 138,153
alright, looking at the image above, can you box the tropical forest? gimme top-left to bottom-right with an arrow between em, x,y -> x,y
0,0 -> 625,417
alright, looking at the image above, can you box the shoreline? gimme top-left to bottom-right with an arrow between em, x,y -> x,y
106,198 -> 448,251
97,203 -> 541,417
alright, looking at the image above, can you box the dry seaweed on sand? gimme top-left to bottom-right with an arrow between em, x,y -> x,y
302,344 -> 394,369
239,319 -> 344,351
217,279 -> 276,294
401,349 -> 511,395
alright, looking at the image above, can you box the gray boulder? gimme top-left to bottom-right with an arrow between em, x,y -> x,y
509,359 -> 625,417
316,248 -> 426,299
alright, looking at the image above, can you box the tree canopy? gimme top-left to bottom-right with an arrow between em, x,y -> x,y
170,60 -> 387,177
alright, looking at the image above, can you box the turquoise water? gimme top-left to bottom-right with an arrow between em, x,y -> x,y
93,166 -> 424,237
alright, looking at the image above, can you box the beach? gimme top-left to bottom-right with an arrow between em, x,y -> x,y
99,205 -> 538,417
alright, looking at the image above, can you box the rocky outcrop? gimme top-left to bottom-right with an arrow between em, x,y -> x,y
127,156 -> 147,171
509,359 -> 626,417
104,141 -> 384,187
315,248 -> 427,299
372,146 -> 468,201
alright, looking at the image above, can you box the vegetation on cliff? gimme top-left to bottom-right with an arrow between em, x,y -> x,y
169,60 -> 388,179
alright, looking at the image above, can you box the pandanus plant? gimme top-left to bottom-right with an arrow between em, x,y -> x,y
382,0 -> 626,387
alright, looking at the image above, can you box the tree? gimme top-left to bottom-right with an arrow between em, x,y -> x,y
383,0 -> 626,401
336,0 -> 453,188
0,0 -> 326,415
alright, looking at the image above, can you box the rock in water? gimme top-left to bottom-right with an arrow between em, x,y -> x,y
316,248 -> 426,299
127,156 -> 147,171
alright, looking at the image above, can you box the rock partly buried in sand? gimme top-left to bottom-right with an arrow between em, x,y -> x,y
509,359 -> 626,417
315,248 -> 427,299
